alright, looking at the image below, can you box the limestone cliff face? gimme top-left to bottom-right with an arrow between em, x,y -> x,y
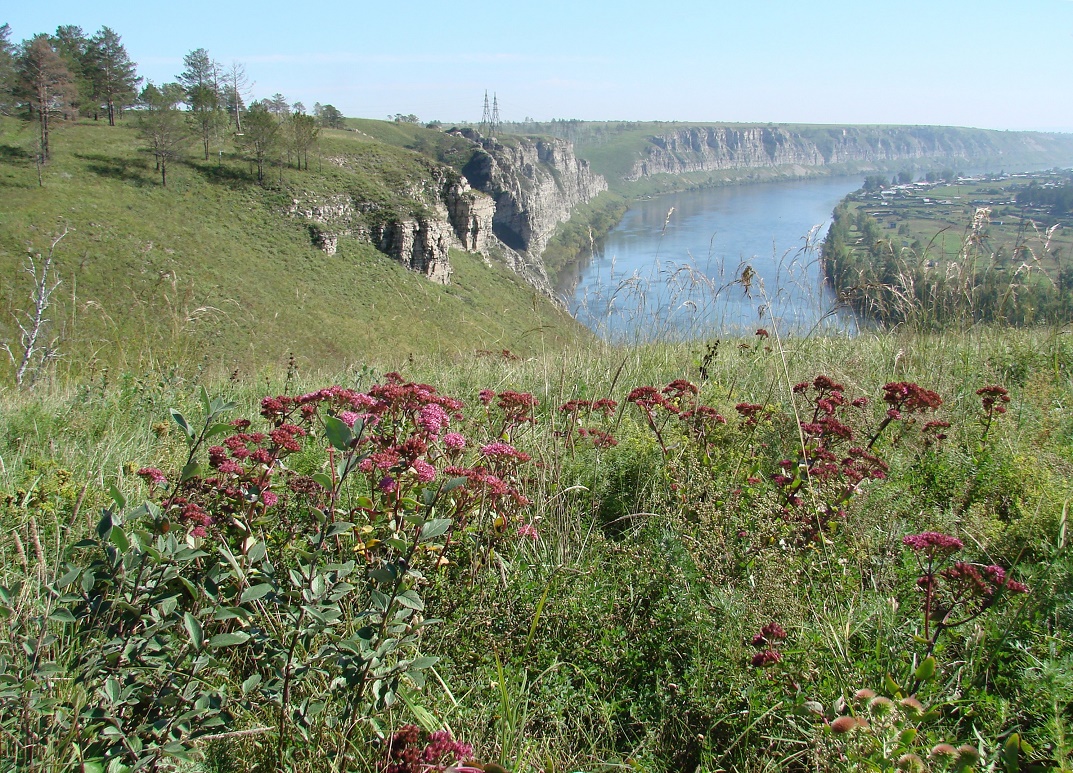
625,126 -> 1067,180
289,130 -> 606,296
456,129 -> 607,293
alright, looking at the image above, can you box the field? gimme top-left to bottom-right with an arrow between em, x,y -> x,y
848,174 -> 1073,276
2,325 -> 1072,772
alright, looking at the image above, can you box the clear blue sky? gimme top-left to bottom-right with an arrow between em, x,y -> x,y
5,0 -> 1073,131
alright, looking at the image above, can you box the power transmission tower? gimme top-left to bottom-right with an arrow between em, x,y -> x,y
491,93 -> 500,136
480,91 -> 492,136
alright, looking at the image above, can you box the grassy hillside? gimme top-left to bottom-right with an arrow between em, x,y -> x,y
2,326 -> 1071,771
0,116 -> 587,381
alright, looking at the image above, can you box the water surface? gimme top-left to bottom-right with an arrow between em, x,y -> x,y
565,176 -> 864,340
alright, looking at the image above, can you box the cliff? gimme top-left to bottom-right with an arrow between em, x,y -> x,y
288,128 -> 606,296
624,125 -> 1073,181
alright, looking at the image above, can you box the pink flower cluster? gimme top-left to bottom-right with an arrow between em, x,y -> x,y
750,621 -> 787,668
383,725 -> 473,773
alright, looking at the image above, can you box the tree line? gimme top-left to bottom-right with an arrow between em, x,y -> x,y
0,22 -> 348,185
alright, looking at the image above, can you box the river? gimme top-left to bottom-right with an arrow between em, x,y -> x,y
563,176 -> 866,340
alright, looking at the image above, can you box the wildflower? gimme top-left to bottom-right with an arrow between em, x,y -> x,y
261,490 -> 279,507
339,410 -> 360,428
480,442 -> 531,462
412,459 -> 436,483
897,753 -> 925,772
517,523 -> 539,540
479,389 -> 495,405
755,328 -> 769,338
929,744 -> 958,760
902,531 -> 963,556
751,649 -> 782,667
418,403 -> 449,437
829,716 -> 858,734
443,432 -> 466,450
976,384 -> 1011,413
378,476 -> 397,494
137,467 -> 167,486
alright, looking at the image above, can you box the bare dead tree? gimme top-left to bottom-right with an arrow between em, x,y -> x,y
4,227 -> 67,387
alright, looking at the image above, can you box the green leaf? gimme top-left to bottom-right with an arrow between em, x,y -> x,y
312,472 -> 334,491
96,510 -> 113,540
410,656 -> 439,670
183,613 -> 204,650
240,583 -> 274,604
884,673 -> 903,698
109,527 -> 130,554
327,521 -> 355,538
1003,732 -> 1022,773
247,541 -> 267,564
107,484 -> 126,511
199,385 -> 211,415
209,632 -> 251,649
170,409 -> 194,441
49,608 -> 76,625
419,518 -> 452,542
204,422 -> 235,441
914,656 -> 937,682
180,461 -> 203,483
324,415 -> 353,451
397,590 -> 424,611
241,674 -> 262,695
441,476 -> 469,494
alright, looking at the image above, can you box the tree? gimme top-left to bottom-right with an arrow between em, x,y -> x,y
177,48 -> 221,160
85,27 -> 139,125
0,24 -> 17,114
239,102 -> 279,184
313,102 -> 344,129
289,113 -> 319,170
268,93 -> 290,122
138,82 -> 190,187
15,34 -> 77,165
51,25 -> 91,113
222,60 -> 251,132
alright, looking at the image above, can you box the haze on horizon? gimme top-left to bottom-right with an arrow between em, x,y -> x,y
5,0 -> 1073,133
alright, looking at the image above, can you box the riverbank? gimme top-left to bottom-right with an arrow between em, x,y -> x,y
821,171 -> 1073,327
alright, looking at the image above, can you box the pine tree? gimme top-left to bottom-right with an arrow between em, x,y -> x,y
15,34 -> 77,164
86,27 -> 139,125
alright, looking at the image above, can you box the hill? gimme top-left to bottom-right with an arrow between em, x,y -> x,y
0,116 -> 592,380
503,120 -> 1073,194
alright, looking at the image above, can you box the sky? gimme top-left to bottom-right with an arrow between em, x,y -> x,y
5,0 -> 1073,132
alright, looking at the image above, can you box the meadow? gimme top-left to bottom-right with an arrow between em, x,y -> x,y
2,323 -> 1071,772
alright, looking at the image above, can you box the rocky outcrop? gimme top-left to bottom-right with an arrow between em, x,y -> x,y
458,130 -> 606,255
287,178 -> 492,285
289,130 -> 607,296
372,218 -> 454,284
443,178 -> 495,253
625,125 -> 1073,181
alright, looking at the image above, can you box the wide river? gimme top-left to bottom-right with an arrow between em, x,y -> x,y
563,176 -> 866,340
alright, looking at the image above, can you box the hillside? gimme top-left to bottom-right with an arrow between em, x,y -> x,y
0,117 -> 592,379
505,120 -> 1073,194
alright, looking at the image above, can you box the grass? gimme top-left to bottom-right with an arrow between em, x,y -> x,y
2,324 -> 1072,770
0,116 -> 588,379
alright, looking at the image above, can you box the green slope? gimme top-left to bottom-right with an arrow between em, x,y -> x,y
0,117 -> 588,379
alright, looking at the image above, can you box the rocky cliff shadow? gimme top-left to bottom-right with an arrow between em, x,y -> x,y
75,153 -> 151,185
